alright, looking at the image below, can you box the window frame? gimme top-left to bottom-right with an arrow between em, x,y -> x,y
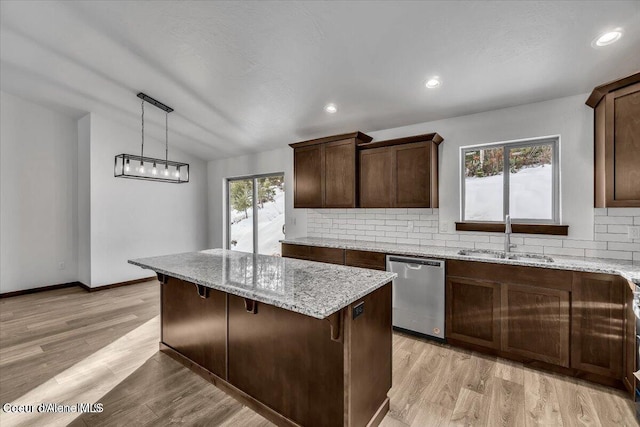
226,172 -> 285,253
460,136 -> 560,224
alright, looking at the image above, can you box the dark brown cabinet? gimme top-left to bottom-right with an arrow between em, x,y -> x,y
281,243 -> 345,265
446,276 -> 501,349
345,249 -> 386,270
587,72 -> 640,207
502,283 -> 570,367
571,272 -> 624,377
161,277 -> 227,378
359,134 -> 442,208
447,260 -> 573,368
290,132 -> 372,208
227,294 -> 344,427
623,281 -> 637,395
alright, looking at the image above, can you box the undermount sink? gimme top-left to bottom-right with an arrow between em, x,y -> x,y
506,253 -> 554,263
457,249 -> 554,263
457,249 -> 505,259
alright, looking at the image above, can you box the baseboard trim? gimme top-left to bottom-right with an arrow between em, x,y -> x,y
1,277 -> 156,298
0,281 -> 80,298
80,277 -> 156,292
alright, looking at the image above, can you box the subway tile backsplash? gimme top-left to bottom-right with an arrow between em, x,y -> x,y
306,208 -> 640,261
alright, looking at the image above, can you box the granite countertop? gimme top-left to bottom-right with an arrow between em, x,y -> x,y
281,237 -> 640,286
129,249 -> 396,319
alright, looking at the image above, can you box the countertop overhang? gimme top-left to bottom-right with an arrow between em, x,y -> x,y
129,248 -> 396,319
282,237 -> 640,286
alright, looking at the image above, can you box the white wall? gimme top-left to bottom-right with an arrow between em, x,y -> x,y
84,114 -> 208,287
366,92 -> 594,240
1,91 -> 79,293
207,147 -> 307,249
208,93 -> 598,252
77,114 -> 91,285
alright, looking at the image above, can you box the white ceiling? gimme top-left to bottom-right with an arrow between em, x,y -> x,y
1,1 -> 639,160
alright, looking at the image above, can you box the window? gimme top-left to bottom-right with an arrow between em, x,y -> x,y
227,173 -> 285,255
461,137 -> 559,223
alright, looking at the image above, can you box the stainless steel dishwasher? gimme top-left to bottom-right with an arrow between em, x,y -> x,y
386,255 -> 445,340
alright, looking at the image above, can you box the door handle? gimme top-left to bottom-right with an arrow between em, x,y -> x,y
406,264 -> 422,270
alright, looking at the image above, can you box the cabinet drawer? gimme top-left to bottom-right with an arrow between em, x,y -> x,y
281,243 -> 311,260
309,246 -> 345,265
447,259 -> 572,291
345,250 -> 386,270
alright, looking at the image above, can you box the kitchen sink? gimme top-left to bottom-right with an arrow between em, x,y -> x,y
506,253 -> 554,263
457,249 -> 505,259
457,249 -> 554,263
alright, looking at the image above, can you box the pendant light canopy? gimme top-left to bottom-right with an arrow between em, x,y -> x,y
114,92 -> 189,183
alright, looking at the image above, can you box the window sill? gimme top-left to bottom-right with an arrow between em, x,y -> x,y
455,222 -> 569,236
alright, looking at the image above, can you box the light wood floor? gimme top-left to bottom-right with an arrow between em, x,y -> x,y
0,281 -> 637,426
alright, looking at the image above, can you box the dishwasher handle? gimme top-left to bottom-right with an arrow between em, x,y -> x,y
387,256 -> 443,268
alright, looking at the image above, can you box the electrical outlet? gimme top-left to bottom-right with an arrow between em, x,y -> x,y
58,261 -> 65,270
629,226 -> 640,239
439,222 -> 448,233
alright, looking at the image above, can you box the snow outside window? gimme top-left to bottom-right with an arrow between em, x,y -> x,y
461,138 -> 559,223
228,174 -> 285,256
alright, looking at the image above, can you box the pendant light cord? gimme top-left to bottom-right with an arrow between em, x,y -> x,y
165,112 -> 169,166
140,99 -> 145,163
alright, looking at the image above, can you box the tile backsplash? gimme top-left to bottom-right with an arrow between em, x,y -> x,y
306,208 -> 640,261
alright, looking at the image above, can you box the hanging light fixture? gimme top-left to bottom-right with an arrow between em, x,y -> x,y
114,92 -> 189,183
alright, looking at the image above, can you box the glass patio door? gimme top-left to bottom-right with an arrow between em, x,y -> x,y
227,173 -> 285,255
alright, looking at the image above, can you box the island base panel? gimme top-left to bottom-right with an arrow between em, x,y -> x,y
161,277 -> 227,378
160,277 -> 392,427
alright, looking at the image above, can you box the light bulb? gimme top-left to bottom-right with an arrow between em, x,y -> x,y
425,77 -> 441,88
124,160 -> 130,172
138,163 -> 145,174
151,162 -> 158,175
163,167 -> 169,177
174,169 -> 180,178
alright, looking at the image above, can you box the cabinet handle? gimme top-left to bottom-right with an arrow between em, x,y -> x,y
244,298 -> 258,314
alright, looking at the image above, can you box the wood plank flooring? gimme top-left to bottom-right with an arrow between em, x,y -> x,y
0,281 -> 637,426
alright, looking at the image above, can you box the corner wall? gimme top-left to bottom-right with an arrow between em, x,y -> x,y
84,113 -> 209,287
0,91 -> 79,293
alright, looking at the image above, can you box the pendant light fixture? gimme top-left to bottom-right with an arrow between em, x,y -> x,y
114,92 -> 189,183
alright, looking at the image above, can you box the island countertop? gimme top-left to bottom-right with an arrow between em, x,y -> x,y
129,248 -> 396,319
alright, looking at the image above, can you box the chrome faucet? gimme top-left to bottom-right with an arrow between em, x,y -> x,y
504,215 -> 517,255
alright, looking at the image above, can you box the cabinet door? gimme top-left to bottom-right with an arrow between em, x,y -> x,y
227,295 -> 344,427
623,281 -> 637,395
572,272 -> 624,377
446,277 -> 501,349
293,145 -> 323,208
393,142 -> 431,207
359,147 -> 393,208
502,283 -> 570,367
162,277 -> 227,378
606,82 -> 640,206
324,139 -> 356,208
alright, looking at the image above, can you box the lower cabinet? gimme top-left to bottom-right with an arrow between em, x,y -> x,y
571,272 -> 624,377
446,277 -> 501,349
282,243 -> 386,270
502,283 -> 570,367
446,260 -> 626,381
161,277 -> 227,378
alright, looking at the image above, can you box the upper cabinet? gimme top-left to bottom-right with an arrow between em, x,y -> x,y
290,132 -> 372,208
587,72 -> 640,207
359,133 -> 443,208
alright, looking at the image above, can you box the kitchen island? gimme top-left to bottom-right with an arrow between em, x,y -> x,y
129,249 -> 396,427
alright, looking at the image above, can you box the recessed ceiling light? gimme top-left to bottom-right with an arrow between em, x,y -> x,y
324,103 -> 337,114
593,29 -> 623,47
425,77 -> 441,89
